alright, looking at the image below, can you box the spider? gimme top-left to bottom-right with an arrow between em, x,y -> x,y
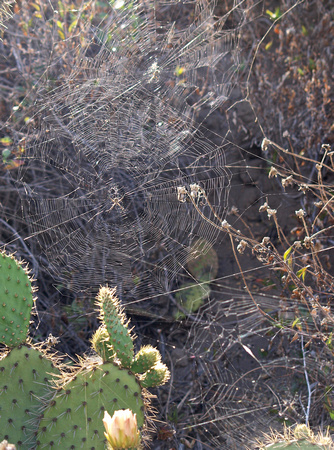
147,61 -> 161,83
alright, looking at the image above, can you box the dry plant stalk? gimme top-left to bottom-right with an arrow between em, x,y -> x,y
178,138 -> 334,346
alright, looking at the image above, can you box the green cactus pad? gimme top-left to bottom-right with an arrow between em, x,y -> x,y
130,345 -> 160,374
262,425 -> 333,449
265,442 -> 330,449
37,361 -> 145,449
139,362 -> 170,388
97,287 -> 134,368
91,325 -> 114,363
187,239 -> 219,282
0,345 -> 61,448
174,282 -> 210,319
0,252 -> 34,347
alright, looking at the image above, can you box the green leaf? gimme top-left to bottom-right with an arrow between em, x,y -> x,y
266,7 -> 281,20
283,247 -> 293,262
296,265 -> 310,281
58,29 -> 65,40
31,2 -> 41,11
2,148 -> 11,160
309,58 -> 316,71
292,317 -> 300,329
265,41 -> 273,51
68,19 -> 78,33
301,25 -> 308,36
175,65 -> 185,76
0,136 -> 13,146
58,1 -> 65,18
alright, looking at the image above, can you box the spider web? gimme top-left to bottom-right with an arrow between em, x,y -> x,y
18,0 -> 244,300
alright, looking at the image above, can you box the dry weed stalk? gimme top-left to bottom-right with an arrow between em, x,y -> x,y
178,137 -> 334,346
178,137 -> 334,437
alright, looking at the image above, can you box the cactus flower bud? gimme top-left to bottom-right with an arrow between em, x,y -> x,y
0,441 -> 16,450
103,409 -> 140,450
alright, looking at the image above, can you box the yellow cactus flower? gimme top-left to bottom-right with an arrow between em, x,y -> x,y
103,409 -> 141,450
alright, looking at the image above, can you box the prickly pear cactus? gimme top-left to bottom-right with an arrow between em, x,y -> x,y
139,362 -> 170,389
0,251 -> 170,450
130,345 -> 160,374
266,443 -> 329,449
97,287 -> 134,368
37,361 -> 145,449
94,287 -> 170,388
91,325 -> 114,362
261,424 -> 333,449
0,345 -> 61,448
174,282 -> 210,319
187,238 -> 219,282
174,239 -> 218,319
37,286 -> 170,448
0,252 -> 34,347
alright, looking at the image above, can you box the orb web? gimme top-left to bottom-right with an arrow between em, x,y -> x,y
18,0 -> 244,299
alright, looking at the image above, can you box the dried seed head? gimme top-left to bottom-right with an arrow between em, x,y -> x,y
237,240 -> 247,254
281,175 -> 293,189
177,186 -> 187,203
266,208 -> 277,219
259,202 -> 268,213
298,184 -> 308,193
261,138 -> 270,152
189,183 -> 201,197
295,209 -> 306,218
303,237 -> 314,249
268,166 -> 278,178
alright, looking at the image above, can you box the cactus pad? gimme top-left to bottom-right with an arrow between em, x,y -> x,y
265,442 -> 331,449
97,287 -> 134,368
91,325 -> 114,363
0,345 -> 61,448
174,282 -> 210,319
0,252 -> 34,347
262,424 -> 333,449
131,345 -> 160,374
139,362 -> 170,388
37,361 -> 145,449
187,239 -> 219,282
